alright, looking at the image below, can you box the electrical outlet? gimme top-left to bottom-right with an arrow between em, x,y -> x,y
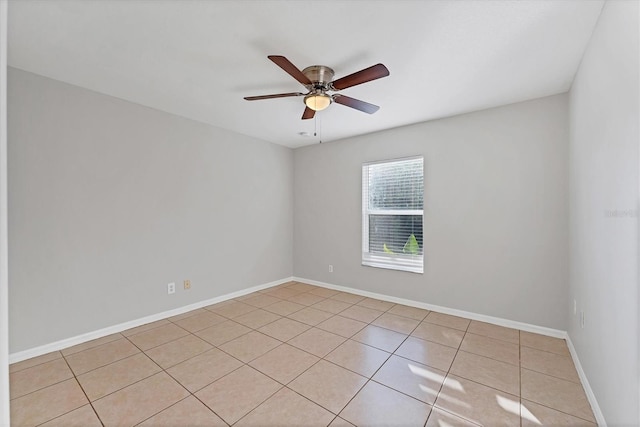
184,280 -> 191,290
573,300 -> 577,315
168,282 -> 175,295
328,264 -> 333,273
580,311 -> 585,328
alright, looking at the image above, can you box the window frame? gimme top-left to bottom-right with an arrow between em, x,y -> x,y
362,156 -> 424,274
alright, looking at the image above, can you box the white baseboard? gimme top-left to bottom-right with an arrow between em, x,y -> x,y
294,276 -> 566,338
565,335 -> 607,426
9,276 -> 294,364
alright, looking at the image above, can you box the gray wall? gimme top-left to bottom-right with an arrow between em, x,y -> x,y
294,94 -> 569,330
568,0 -> 639,424
8,68 -> 293,352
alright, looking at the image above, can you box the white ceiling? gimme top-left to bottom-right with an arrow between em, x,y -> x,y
8,0 -> 603,148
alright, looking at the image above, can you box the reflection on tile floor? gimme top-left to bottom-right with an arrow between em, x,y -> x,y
9,281 -> 596,426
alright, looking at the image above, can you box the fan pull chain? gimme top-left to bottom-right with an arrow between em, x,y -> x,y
314,114 -> 323,143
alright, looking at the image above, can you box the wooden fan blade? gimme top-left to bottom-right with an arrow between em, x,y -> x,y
333,95 -> 380,114
301,107 -> 315,120
244,92 -> 304,101
268,55 -> 312,86
331,63 -> 389,90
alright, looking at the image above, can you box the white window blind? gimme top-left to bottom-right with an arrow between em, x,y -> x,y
362,156 -> 424,273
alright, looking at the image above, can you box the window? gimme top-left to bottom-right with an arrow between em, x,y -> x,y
362,156 -> 424,273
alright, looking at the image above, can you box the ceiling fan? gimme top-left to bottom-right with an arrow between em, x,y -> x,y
244,55 -> 390,120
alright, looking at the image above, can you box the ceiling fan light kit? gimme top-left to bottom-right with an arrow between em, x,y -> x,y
304,92 -> 331,111
244,55 -> 389,120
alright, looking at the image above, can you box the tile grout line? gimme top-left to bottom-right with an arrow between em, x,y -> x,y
190,387 -> 241,426
520,365 -> 585,384
169,358 -> 245,396
453,348 -> 519,368
519,399 -> 598,424
131,395 -> 193,427
8,350 -> 68,374
120,320 -> 173,339
333,311 -> 424,423
392,304 -> 448,426
325,335 -> 394,373
368,377 -> 440,407
58,351 -> 106,427
429,317 -> 470,419
223,382 -> 285,426
126,327 -> 236,425
519,342 -> 574,357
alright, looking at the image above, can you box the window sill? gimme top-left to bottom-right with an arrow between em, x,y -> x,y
362,256 -> 423,274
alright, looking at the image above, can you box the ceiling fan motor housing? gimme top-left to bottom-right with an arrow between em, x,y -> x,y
302,65 -> 335,91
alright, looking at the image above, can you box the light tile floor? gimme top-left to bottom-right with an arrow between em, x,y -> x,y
9,281 -> 597,426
